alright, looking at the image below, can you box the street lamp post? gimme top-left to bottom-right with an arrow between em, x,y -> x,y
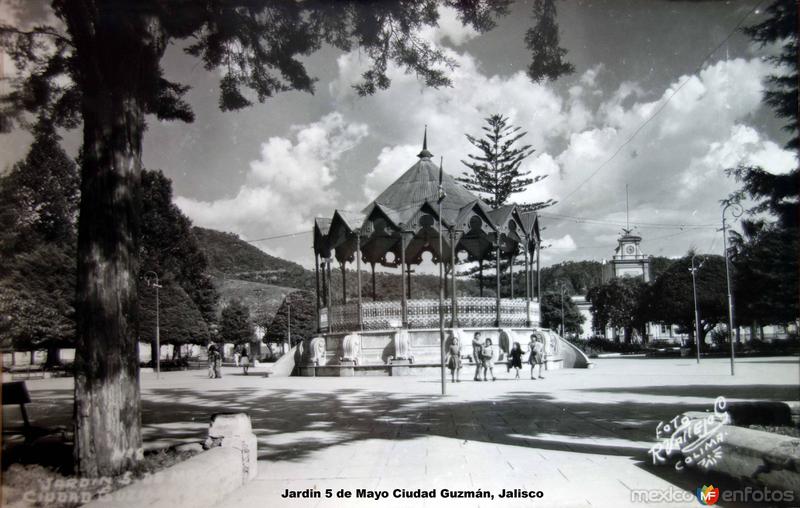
560,283 -> 565,338
144,271 -> 162,379
689,254 -> 705,364
287,303 -> 291,353
722,201 -> 743,376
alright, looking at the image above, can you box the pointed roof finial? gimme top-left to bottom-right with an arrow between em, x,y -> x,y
417,124 -> 433,159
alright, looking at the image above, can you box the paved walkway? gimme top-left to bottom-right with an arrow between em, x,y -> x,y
5,356 -> 799,507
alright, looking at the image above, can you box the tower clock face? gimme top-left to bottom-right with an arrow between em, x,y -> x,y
625,245 -> 635,255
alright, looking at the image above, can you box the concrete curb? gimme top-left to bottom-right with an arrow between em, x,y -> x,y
84,447 -> 248,508
85,413 -> 257,508
680,414 -> 800,496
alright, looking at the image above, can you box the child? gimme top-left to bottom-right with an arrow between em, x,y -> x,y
446,333 -> 462,383
529,333 -> 545,380
241,349 -> 250,375
482,338 -> 496,381
508,341 -> 523,379
471,332 -> 483,381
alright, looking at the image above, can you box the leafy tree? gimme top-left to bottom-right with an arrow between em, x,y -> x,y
728,213 -> 798,331
0,120 -> 78,364
644,254 -> 728,345
0,244 -> 75,362
139,169 -> 218,361
743,0 -> 797,151
650,256 -> 676,280
721,1 -> 799,336
219,299 -> 254,347
539,291 -> 584,336
0,0 -> 569,477
264,291 -> 316,346
540,260 -> 603,295
138,280 -> 210,360
458,114 -> 549,209
587,277 -> 647,343
525,0 -> 574,83
0,120 -> 79,258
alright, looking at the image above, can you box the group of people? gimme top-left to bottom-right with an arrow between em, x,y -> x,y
207,343 -> 251,378
446,331 -> 546,383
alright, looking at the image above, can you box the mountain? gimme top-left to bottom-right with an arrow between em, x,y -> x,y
193,227 -> 315,291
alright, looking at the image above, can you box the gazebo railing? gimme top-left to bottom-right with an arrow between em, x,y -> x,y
321,297 -> 539,332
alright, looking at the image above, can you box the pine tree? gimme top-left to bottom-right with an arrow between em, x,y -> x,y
525,0 -> 575,83
458,114 -> 547,209
0,118 -> 78,365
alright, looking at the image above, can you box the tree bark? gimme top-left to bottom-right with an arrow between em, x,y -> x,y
45,346 -> 61,367
64,5 -> 167,477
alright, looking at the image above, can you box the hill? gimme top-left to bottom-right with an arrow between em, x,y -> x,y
193,227 -> 315,290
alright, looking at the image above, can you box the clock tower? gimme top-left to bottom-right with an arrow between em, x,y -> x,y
602,228 -> 652,282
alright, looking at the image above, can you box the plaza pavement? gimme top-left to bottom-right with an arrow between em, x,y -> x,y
3,356 -> 798,508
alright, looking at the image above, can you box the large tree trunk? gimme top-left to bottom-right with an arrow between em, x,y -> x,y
45,345 -> 61,368
150,339 -> 158,366
65,5 -> 166,477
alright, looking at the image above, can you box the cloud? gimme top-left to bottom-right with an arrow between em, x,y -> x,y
175,112 -> 368,242
330,44 -> 593,206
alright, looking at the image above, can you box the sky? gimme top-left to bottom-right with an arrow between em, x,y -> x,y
1,0 -> 796,272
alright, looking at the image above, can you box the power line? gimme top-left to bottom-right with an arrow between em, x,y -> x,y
243,230 -> 312,243
553,1 -> 765,208
539,212 -> 717,230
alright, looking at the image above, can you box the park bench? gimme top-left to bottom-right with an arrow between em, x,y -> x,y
2,381 -> 33,441
2,381 -> 47,442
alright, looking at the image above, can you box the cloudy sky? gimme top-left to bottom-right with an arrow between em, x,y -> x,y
1,0 -> 795,270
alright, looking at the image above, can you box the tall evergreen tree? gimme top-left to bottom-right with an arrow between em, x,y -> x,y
264,291 -> 316,346
743,0 -> 798,151
724,0 -> 799,333
458,114 -> 545,209
139,170 -> 218,325
0,119 -> 78,364
525,0 -> 575,83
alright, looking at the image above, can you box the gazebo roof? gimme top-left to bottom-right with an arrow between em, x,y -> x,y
315,130 -> 542,266
363,142 -> 483,226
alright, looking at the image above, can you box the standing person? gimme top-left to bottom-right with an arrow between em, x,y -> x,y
213,347 -> 223,379
241,348 -> 250,375
207,343 -> 217,379
233,347 -> 241,367
482,338 -> 496,381
529,332 -> 545,380
446,332 -> 462,383
508,341 -> 523,379
471,332 -> 483,381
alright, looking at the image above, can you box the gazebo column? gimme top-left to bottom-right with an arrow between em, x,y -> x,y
479,259 -> 484,297
371,262 -> 376,300
406,264 -> 412,299
450,228 -> 458,327
340,262 -> 347,304
321,261 -> 328,306
315,253 -> 321,332
495,243 -> 501,327
524,246 -> 531,327
356,232 -> 363,331
400,232 -> 408,327
326,258 -> 333,333
536,241 -> 541,302
509,254 -> 515,299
